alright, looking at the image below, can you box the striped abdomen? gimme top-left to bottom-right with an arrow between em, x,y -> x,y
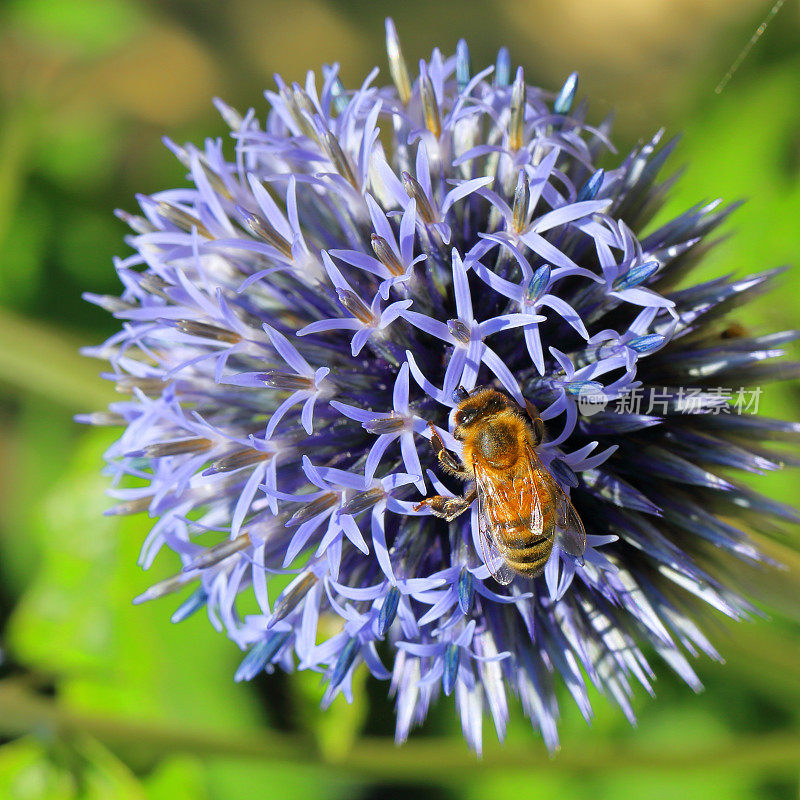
487,474 -> 557,578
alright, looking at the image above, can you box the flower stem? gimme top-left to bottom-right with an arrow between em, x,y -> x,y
0,309 -> 116,411
1,681 -> 798,780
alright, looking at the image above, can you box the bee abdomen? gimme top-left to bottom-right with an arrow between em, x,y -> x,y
489,476 -> 558,578
501,532 -> 553,578
494,507 -> 556,535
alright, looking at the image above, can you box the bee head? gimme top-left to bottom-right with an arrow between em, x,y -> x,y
453,388 -> 511,431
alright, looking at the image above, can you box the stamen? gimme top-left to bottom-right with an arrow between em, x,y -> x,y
196,158 -> 233,201
378,586 -> 400,636
271,570 -> 318,623
337,288 -> 376,325
173,319 -> 242,344
494,47 -> 511,87
455,40 -> 471,93
261,630 -> 291,663
114,377 -> 167,396
577,169 -> 605,202
509,67 -> 526,152
525,265 -> 551,304
371,234 -> 405,276
292,84 -> 317,120
629,334 -> 666,354
287,492 -> 339,525
321,130 -> 357,188
279,84 -> 316,139
105,495 -> 153,516
330,636 -> 359,689
213,98 -> 244,131
364,415 -> 406,435
340,487 -> 385,516
88,295 -> 136,314
184,532 -> 251,571
235,631 -> 291,681
204,449 -> 271,476
329,76 -> 349,114
132,571 -> 196,604
614,260 -> 659,291
401,172 -> 435,223
76,411 -> 127,426
129,438 -> 213,458
236,206 -> 292,257
442,643 -> 460,695
447,319 -> 472,344
564,379 -> 604,397
420,65 -> 442,139
554,71 -> 578,115
115,208 -> 154,234
262,370 -> 314,390
156,201 -> 211,238
385,19 -> 412,104
171,586 -> 208,623
457,568 -> 473,614
139,274 -> 172,299
512,170 -> 530,232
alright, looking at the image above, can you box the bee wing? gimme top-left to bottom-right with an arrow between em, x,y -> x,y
526,444 -> 587,561
557,494 -> 587,562
474,463 -> 516,585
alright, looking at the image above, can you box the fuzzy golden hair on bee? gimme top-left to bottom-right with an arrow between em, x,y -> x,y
452,388 -> 533,472
417,386 -> 586,583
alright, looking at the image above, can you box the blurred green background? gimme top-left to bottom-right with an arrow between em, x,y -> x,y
0,1 -> 799,798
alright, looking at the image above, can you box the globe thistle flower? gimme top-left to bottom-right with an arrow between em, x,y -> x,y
81,19 -> 799,754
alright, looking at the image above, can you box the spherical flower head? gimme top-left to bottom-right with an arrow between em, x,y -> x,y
81,19 -> 799,753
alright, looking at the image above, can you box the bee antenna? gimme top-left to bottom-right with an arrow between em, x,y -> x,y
452,386 -> 470,403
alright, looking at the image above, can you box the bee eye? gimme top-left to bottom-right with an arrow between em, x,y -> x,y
456,408 -> 477,427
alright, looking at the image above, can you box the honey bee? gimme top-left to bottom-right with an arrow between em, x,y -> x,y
416,386 -> 586,584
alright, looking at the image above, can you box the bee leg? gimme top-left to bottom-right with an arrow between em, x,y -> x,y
524,400 -> 545,445
438,449 -> 469,477
428,423 -> 470,479
532,416 -> 545,446
415,488 -> 477,521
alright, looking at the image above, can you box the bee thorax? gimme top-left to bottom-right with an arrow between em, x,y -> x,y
474,422 -> 520,469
